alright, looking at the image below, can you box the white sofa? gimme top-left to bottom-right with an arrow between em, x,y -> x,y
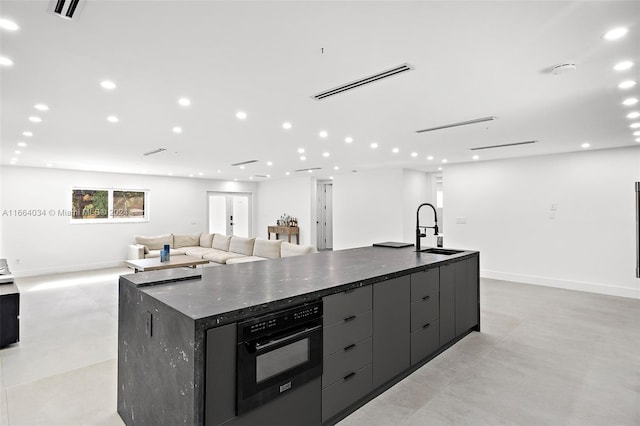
127,233 -> 317,265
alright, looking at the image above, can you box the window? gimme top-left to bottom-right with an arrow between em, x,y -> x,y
71,188 -> 148,223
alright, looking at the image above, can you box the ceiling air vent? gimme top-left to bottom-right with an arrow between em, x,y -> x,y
295,167 -> 322,172
143,148 -> 167,156
416,116 -> 496,133
49,0 -> 83,20
312,63 -> 414,100
231,160 -> 259,166
254,174 -> 268,178
470,140 -> 538,151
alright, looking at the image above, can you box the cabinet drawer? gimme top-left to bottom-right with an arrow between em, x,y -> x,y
322,363 -> 372,422
410,319 -> 440,365
323,286 -> 372,326
410,268 -> 439,302
410,296 -> 439,332
323,310 -> 372,357
323,337 -> 372,389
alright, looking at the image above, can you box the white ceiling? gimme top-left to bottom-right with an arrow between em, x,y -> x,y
1,0 -> 639,181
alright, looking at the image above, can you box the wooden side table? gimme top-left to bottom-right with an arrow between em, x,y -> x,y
267,226 -> 299,244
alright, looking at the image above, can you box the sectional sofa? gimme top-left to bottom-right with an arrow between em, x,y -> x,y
127,233 -> 317,265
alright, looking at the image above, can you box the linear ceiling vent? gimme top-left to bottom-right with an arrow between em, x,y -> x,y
143,148 -> 167,156
416,116 -> 496,133
470,140 -> 538,151
295,167 -> 322,172
49,0 -> 83,20
254,174 -> 268,178
312,63 -> 414,100
231,160 -> 258,166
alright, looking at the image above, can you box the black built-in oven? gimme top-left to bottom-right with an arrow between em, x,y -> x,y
236,300 -> 323,415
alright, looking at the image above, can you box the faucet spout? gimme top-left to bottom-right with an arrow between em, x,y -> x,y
416,203 -> 439,252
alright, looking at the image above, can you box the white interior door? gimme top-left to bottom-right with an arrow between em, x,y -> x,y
208,192 -> 251,237
316,182 -> 333,249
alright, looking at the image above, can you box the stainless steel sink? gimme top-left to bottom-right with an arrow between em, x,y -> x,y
418,248 -> 464,255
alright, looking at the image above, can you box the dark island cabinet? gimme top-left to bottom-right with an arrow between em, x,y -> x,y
409,269 -> 440,365
321,286 -> 373,422
372,276 -> 410,389
456,256 -> 479,336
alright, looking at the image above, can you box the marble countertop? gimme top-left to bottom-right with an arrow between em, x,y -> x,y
119,245 -> 477,328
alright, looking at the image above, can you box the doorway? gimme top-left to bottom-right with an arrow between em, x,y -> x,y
316,181 -> 333,250
208,192 -> 252,237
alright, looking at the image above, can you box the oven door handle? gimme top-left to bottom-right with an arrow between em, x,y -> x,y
254,325 -> 321,352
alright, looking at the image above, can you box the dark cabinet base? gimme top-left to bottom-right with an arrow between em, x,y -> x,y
0,284 -> 20,348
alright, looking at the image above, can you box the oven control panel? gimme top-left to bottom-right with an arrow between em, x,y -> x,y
238,300 -> 322,341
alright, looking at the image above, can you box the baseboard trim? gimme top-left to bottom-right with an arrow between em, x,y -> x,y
481,270 -> 640,299
11,260 -> 128,278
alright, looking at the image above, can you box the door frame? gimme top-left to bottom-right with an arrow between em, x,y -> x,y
207,191 -> 253,237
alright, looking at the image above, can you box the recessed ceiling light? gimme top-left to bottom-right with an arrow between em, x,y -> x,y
630,122 -> 640,128
266,174 -> 271,178
178,98 -> 191,106
240,165 -> 245,169
107,115 -> 119,123
308,170 -> 313,173
189,174 -> 194,177
22,131 -> 33,137
168,172 -> 174,176
634,131 -> 640,136
427,156 -> 434,161
267,161 -> 273,166
581,142 -> 591,148
345,137 -> 353,143
636,137 -> 640,143
438,167 -> 442,171
0,56 -> 14,66
333,166 -> 339,170
319,130 -> 328,138
300,156 -> 307,161
442,159 -> 448,163
34,104 -> 49,111
234,178 -> 238,181
249,176 -> 254,180
17,142 -> 26,147
0,18 -> 20,31
236,111 -> 247,120
322,152 -> 330,157
623,98 -> 639,106
472,155 -> 479,160
46,163 -> 53,167
392,147 -> 399,153
330,176 -> 334,180
172,126 -> 182,133
411,152 -> 418,158
14,150 -> 21,154
29,116 -> 42,123
370,142 -> 378,149
297,148 -> 305,154
282,122 -> 292,129
627,111 -> 640,119
614,61 -> 634,71
619,80 -> 637,89
603,27 -> 628,40
286,172 -> 290,176
100,80 -> 116,90
198,172 -> 203,176
217,170 -> 222,174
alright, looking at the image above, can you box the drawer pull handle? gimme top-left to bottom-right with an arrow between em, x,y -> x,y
344,343 -> 356,352
344,288 -> 356,294
344,315 -> 357,322
422,295 -> 431,301
344,372 -> 356,381
422,323 -> 431,329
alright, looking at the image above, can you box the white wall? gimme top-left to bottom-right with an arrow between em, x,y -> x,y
333,168 -> 405,250
444,146 -> 640,298
402,169 -> 433,245
0,166 -> 258,276
256,175 -> 315,246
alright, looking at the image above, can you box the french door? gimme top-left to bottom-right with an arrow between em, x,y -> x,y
208,192 -> 251,237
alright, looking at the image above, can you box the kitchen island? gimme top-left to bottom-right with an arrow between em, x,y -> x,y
117,246 -> 480,426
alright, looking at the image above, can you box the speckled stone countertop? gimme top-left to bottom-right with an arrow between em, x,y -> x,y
120,246 -> 477,329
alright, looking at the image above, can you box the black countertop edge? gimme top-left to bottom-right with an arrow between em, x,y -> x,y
192,250 -> 479,331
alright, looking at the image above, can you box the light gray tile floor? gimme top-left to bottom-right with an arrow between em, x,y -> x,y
0,271 -> 638,426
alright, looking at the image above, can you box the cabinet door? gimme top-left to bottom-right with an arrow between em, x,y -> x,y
455,256 -> 479,336
439,263 -> 456,345
372,276 -> 410,389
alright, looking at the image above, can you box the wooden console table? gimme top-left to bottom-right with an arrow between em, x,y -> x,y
267,226 -> 299,244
